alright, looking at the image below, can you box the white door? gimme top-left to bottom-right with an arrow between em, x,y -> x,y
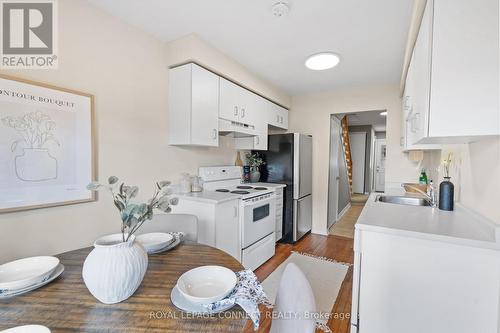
349,132 -> 366,194
374,139 -> 386,192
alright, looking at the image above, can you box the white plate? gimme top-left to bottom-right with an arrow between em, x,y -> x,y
148,234 -> 182,254
136,233 -> 174,253
0,264 -> 64,298
170,285 -> 234,314
0,256 -> 59,292
0,325 -> 51,333
176,266 -> 237,304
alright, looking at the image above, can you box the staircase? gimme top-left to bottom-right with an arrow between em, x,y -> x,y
340,116 -> 353,193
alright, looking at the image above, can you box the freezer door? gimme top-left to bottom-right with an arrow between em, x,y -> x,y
293,134 -> 313,199
293,195 -> 312,241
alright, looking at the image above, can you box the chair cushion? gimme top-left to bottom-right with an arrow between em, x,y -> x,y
270,263 -> 317,333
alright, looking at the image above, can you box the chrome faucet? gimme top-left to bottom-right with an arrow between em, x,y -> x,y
403,182 -> 438,207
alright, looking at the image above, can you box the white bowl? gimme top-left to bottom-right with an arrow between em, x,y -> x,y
1,325 -> 51,333
0,256 -> 60,292
136,233 -> 174,253
176,265 -> 237,305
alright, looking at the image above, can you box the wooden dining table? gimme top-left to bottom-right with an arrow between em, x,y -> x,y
0,242 -> 249,332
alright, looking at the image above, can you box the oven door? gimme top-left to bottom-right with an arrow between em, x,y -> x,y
242,194 -> 276,248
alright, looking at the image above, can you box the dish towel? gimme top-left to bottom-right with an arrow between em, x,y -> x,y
204,269 -> 272,331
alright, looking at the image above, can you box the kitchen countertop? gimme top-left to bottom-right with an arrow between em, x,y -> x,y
248,182 -> 287,188
176,191 -> 242,204
176,182 -> 286,204
355,189 -> 500,250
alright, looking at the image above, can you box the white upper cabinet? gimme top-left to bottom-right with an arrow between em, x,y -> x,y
169,62 -> 289,148
169,63 -> 219,146
407,0 -> 499,145
219,78 -> 261,127
268,102 -> 288,129
219,78 -> 241,123
235,97 -> 269,150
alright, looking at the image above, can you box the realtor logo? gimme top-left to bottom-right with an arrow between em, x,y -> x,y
1,0 -> 58,68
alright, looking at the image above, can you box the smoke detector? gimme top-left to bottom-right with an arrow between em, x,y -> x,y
272,1 -> 290,18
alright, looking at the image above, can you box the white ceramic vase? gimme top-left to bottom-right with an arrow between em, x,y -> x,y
250,167 -> 261,183
82,233 -> 148,304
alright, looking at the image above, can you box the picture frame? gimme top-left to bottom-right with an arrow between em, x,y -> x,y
0,74 -> 96,213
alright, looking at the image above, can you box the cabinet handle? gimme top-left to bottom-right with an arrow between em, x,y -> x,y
280,116 -> 283,124
212,129 -> 217,139
241,108 -> 245,118
233,206 -> 238,218
234,106 -> 238,116
276,115 -> 280,123
403,96 -> 410,110
256,136 -> 260,145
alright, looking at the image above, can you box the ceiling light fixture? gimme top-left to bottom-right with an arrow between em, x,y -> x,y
272,1 -> 290,18
380,111 -> 388,116
305,52 -> 340,70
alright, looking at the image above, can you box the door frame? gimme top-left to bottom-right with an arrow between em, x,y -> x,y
327,116 -> 341,230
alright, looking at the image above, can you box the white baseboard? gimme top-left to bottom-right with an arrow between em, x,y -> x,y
337,203 -> 352,221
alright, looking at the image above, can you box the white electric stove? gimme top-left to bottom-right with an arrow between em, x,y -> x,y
199,166 -> 276,270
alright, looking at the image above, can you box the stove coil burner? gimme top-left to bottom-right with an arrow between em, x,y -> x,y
253,187 -> 268,190
231,190 -> 251,194
215,189 -> 230,192
236,185 -> 253,189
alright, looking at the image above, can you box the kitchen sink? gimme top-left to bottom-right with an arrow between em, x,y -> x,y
375,195 -> 432,207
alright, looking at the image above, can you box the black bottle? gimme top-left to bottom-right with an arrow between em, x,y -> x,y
439,177 -> 454,211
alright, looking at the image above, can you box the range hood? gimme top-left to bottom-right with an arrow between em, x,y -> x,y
218,119 -> 257,138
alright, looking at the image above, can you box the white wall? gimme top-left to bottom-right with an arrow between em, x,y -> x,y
0,0 -> 289,263
290,84 -> 416,234
166,34 -> 291,108
421,138 -> 500,223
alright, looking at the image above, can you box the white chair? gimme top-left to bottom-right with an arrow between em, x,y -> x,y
138,213 -> 198,242
270,263 -> 317,333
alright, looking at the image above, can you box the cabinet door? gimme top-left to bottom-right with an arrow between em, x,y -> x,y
268,102 -> 288,129
239,90 -> 261,127
215,200 -> 241,262
277,106 -> 288,129
253,124 -> 268,151
191,64 -> 219,146
358,230 -> 500,333
401,49 -> 415,150
429,0 -> 499,138
219,78 -> 241,122
410,0 -> 432,145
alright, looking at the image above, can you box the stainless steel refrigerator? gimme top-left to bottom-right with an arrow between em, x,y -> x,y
254,133 -> 312,243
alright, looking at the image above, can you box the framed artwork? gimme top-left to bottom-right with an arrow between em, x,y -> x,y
0,75 -> 96,213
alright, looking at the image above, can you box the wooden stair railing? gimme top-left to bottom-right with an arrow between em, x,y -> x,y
340,116 -> 353,194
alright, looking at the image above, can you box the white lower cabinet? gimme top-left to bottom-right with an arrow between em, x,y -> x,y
172,198 -> 241,262
275,187 -> 283,241
351,229 -> 500,333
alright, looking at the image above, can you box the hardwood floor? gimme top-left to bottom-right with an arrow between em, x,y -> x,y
329,205 -> 364,238
244,233 -> 355,332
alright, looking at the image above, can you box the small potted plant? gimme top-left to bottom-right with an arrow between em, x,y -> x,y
82,177 -> 177,304
246,153 -> 265,183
